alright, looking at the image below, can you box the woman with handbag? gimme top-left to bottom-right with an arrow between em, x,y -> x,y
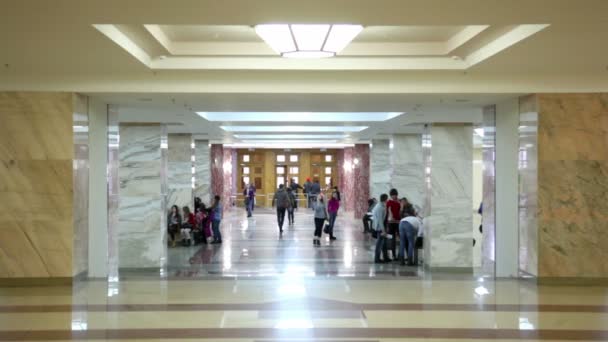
313,194 -> 329,246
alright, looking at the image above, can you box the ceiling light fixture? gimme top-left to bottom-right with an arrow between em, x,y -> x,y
255,24 -> 363,58
221,126 -> 368,132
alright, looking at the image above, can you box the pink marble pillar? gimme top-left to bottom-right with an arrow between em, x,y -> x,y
222,147 -> 233,209
210,144 -> 224,201
336,149 -> 345,197
353,144 -> 371,219
343,147 -> 355,213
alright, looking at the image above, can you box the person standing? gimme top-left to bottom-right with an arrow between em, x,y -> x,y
399,206 -> 423,266
362,198 -> 376,233
332,186 -> 341,202
211,195 -> 223,244
244,183 -> 256,217
326,191 -> 340,240
309,179 -> 321,210
303,178 -> 312,208
385,189 -> 402,261
272,184 -> 289,234
287,187 -> 296,225
313,194 -> 329,246
373,194 -> 389,263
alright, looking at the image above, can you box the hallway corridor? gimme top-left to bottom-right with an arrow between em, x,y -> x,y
1,208 -> 608,341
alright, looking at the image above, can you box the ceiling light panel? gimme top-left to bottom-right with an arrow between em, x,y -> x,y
234,134 -> 349,139
198,112 -> 403,122
221,126 -> 368,132
241,140 -> 338,144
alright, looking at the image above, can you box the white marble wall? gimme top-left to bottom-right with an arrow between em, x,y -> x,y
167,134 -> 193,211
117,124 -> 163,268
194,140 -> 211,204
481,106 -> 496,275
72,94 -> 89,277
426,125 -> 473,268
391,134 -> 425,209
370,140 -> 391,199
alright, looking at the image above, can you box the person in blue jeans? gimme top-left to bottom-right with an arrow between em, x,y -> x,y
373,194 -> 389,263
244,184 -> 256,217
399,206 -> 422,266
211,195 -> 223,244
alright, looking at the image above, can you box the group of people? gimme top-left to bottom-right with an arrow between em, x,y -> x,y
167,195 -> 224,247
368,189 -> 424,266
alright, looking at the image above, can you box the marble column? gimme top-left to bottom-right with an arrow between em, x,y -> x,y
210,144 -> 224,202
0,92 -> 88,280
167,134 -> 193,211
426,124 -> 473,269
518,95 -> 538,276
72,94 -> 90,277
353,144 -> 370,219
117,124 -> 164,268
370,140 -> 391,200
533,94 -> 608,278
391,134 -> 425,209
222,147 -> 234,209
481,106 -> 496,275
194,140 -> 211,204
343,147 -> 355,212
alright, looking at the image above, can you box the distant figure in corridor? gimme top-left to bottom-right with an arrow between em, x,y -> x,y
362,198 -> 377,233
326,190 -> 340,240
167,205 -> 182,248
313,194 -> 329,246
289,177 -> 303,210
272,184 -> 290,234
211,195 -> 223,244
386,189 -> 402,261
303,177 -> 312,208
309,179 -> 321,210
244,183 -> 256,217
287,187 -> 297,225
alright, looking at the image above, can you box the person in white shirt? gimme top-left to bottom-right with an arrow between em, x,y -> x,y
399,205 -> 423,266
372,194 -> 389,263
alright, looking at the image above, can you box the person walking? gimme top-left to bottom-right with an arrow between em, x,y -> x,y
272,184 -> 289,234
211,195 -> 223,244
303,178 -> 312,209
287,187 -> 296,225
244,183 -> 256,217
313,194 -> 329,246
373,194 -> 389,263
309,179 -> 321,210
326,191 -> 340,240
289,178 -> 303,210
332,186 -> 341,201
399,206 -> 423,266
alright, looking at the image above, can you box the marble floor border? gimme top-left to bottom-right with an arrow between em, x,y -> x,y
0,327 -> 607,340
2,303 -> 607,313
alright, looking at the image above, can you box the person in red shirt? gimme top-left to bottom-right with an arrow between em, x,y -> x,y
385,188 -> 402,261
180,206 -> 196,246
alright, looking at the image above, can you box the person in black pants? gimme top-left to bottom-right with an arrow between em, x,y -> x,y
362,198 -> 376,233
272,184 -> 289,234
313,195 -> 329,245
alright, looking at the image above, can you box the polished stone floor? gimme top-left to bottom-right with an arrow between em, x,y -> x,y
1,208 -> 607,341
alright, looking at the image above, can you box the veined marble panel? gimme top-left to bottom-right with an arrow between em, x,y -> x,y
167,134 -> 193,210
391,134 -> 424,209
72,94 -> 89,277
536,94 -> 608,278
427,125 -> 473,268
370,140 -> 391,200
222,148 -> 234,209
481,106 -> 496,275
518,95 -> 538,276
118,124 -> 163,268
107,107 -> 120,279
353,144 -> 370,219
343,147 -> 355,212
194,141 -> 211,204
210,144 -> 224,199
0,92 -> 74,278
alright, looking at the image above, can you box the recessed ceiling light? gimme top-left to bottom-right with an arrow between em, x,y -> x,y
197,112 -> 403,122
255,24 -> 363,58
221,126 -> 368,132
234,134 -> 349,139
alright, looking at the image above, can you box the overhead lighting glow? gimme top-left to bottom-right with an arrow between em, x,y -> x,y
234,134 -> 349,139
198,112 -> 402,122
225,143 -> 355,149
241,140 -> 338,144
474,128 -> 485,137
255,24 -> 363,58
220,126 -> 368,132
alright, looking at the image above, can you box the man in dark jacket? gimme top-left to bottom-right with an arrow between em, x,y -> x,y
272,184 -> 290,234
